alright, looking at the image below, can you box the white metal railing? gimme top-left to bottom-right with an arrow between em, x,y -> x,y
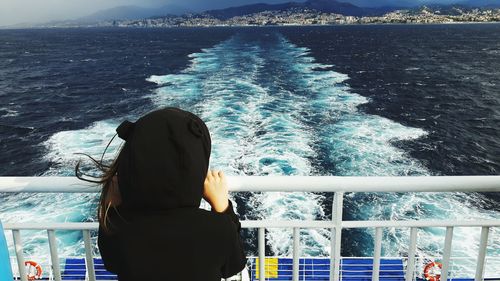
1,176 -> 500,281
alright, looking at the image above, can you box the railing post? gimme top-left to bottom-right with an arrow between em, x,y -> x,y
441,227 -> 454,281
372,227 -> 383,281
292,227 -> 300,281
12,230 -> 28,281
475,226 -> 489,281
330,191 -> 344,281
83,230 -> 96,281
47,230 -> 62,281
258,227 -> 265,281
405,227 -> 417,281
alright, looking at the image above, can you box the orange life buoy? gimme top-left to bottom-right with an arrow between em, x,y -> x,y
423,261 -> 442,281
24,260 -> 42,281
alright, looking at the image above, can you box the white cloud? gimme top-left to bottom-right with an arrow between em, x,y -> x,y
0,0 -> 134,26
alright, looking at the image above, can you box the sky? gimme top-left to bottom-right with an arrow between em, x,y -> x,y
0,0 -> 496,26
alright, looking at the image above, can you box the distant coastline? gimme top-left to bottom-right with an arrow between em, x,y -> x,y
111,21 -> 500,28
3,5 -> 500,29
3,21 -> 500,30
115,7 -> 500,28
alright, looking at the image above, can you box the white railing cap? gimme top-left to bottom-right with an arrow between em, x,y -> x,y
0,176 -> 499,193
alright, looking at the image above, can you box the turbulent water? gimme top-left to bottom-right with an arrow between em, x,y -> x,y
1,25 -> 499,277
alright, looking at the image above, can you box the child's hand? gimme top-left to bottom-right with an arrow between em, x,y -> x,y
203,170 -> 229,213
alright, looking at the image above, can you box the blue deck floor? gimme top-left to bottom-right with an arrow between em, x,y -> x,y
62,258 -> 117,280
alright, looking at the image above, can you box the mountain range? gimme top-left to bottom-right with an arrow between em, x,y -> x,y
203,0 -> 407,18
24,0 -> 499,27
82,0 -> 500,22
79,4 -> 191,22
206,0 -> 500,18
83,0 -> 399,21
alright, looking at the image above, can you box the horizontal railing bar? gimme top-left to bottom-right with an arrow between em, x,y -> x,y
0,176 -> 499,193
247,268 -> 406,271
12,255 -> 497,261
4,219 -> 500,230
342,220 -> 500,228
3,223 -> 99,230
244,221 -> 332,228
15,254 -> 497,260
245,256 -> 500,260
337,268 -> 402,272
247,270 -> 404,273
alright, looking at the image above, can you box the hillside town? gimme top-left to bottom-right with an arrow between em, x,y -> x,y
108,7 -> 500,27
362,6 -> 500,24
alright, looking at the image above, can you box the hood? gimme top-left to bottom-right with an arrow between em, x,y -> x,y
115,107 -> 211,211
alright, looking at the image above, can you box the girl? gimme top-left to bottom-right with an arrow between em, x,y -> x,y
76,107 -> 247,281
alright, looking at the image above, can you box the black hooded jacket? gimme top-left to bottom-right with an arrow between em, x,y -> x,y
98,108 -> 247,281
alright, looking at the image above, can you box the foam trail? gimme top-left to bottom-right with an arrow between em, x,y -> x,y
146,33 -> 499,275
43,120 -> 123,176
147,35 -> 328,256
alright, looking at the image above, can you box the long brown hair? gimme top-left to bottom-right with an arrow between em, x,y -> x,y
75,134 -> 123,233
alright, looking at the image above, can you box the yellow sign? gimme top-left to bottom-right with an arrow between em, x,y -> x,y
255,257 -> 278,279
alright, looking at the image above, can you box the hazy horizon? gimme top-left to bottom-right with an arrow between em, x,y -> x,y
0,0 -> 498,26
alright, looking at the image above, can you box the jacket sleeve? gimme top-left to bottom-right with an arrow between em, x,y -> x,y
97,209 -> 123,274
212,199 -> 248,278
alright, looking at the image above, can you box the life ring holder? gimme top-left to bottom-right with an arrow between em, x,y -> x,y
423,261 -> 442,281
24,260 -> 43,281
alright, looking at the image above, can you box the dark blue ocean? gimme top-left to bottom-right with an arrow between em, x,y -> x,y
0,25 -> 499,276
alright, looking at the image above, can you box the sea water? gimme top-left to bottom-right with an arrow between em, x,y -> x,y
0,25 -> 499,277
